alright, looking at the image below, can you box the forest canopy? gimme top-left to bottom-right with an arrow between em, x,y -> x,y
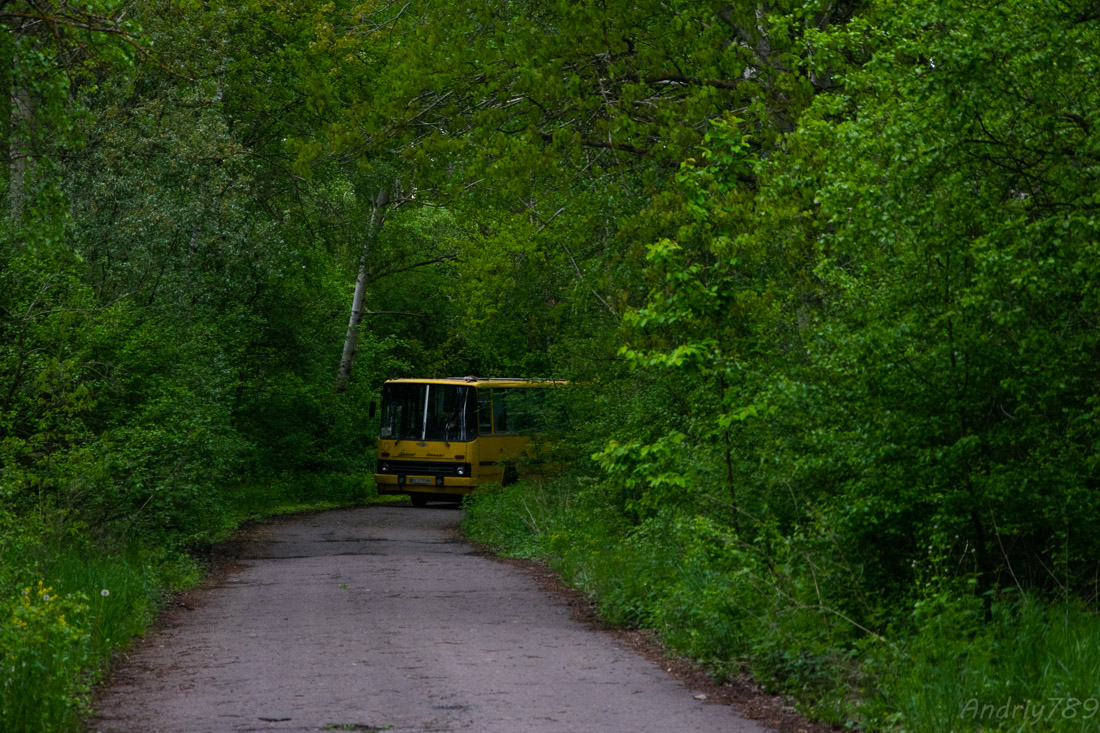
2,0 -> 1099,730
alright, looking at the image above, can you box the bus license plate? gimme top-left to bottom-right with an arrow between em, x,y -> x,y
408,476 -> 433,485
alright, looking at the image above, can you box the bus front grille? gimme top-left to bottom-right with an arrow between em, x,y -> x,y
377,460 -> 469,477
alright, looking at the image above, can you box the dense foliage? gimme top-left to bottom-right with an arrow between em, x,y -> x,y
2,0 -> 1099,730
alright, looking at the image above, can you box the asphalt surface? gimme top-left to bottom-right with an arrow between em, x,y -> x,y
90,504 -> 772,733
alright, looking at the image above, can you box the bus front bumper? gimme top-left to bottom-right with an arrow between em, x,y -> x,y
374,474 -> 477,495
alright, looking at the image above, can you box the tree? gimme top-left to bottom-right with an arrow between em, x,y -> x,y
621,0 -> 1100,601
2,1 -> 142,217
0,1 -> 145,523
796,0 -> 1100,596
336,187 -> 389,392
313,0 -> 853,376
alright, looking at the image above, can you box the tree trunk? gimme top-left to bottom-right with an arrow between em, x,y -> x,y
7,16 -> 31,222
335,187 -> 389,393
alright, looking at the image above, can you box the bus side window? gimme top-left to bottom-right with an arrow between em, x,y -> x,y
525,388 -> 545,432
493,389 -> 509,433
479,389 -> 494,434
511,389 -> 531,434
494,388 -> 538,435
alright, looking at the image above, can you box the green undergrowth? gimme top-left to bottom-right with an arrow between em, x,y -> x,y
863,594 -> 1100,732
0,474 -> 386,732
462,480 -> 1100,732
0,522 -> 200,732
231,472 -> 397,522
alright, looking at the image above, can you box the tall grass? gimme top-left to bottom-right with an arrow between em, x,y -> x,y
0,536 -> 199,732
869,595 -> 1100,732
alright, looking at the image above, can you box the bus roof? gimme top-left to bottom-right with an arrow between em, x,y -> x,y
382,377 -> 566,388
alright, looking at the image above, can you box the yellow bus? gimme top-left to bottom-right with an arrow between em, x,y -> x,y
372,376 -> 566,506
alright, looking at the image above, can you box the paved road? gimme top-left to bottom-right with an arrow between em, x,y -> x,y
91,505 -> 770,733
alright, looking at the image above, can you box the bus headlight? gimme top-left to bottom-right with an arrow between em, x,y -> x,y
456,465 -> 465,476
379,462 -> 390,472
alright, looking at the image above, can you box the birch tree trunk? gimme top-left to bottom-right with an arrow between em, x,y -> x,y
335,187 -> 389,393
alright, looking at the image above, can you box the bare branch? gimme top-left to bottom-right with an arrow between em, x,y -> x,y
376,254 -> 457,279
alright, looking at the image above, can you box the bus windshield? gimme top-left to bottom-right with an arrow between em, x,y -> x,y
378,383 -> 478,442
